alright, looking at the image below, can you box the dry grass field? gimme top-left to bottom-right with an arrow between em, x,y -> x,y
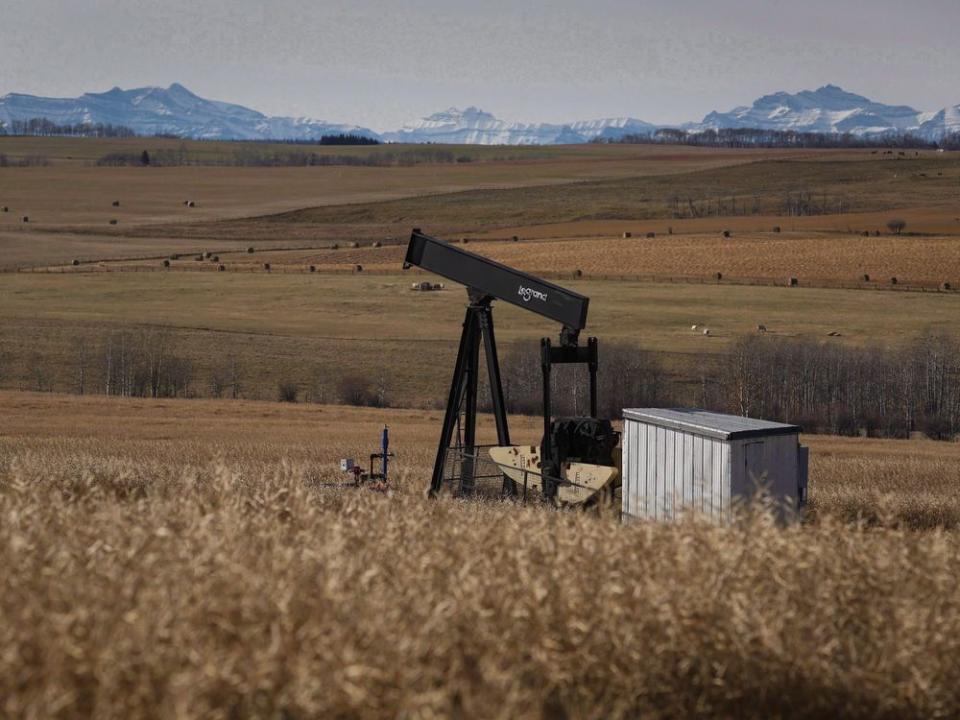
2,271 -> 959,404
93,228 -> 956,287
3,391 -> 960,718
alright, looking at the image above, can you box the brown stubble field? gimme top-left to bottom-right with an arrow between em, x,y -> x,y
3,391 -> 960,718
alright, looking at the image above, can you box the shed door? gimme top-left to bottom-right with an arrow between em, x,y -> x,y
744,441 -> 766,493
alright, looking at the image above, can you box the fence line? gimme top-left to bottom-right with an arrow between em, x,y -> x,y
6,262 -> 956,294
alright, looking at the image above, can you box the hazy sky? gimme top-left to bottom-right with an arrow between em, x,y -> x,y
3,0 -> 958,131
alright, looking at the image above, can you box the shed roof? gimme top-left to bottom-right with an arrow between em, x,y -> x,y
623,408 -> 800,441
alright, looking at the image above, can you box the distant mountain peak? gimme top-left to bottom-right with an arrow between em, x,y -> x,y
692,84 -> 926,135
0,83 -> 378,141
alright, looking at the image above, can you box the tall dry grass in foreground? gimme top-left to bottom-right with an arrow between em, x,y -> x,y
3,439 -> 960,719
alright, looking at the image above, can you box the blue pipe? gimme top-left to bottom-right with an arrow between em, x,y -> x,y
381,425 -> 389,482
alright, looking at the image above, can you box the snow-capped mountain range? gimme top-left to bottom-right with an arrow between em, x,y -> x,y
0,83 -> 957,145
381,106 -> 656,145
0,83 -> 379,141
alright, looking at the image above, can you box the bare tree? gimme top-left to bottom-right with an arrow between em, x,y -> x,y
72,337 -> 89,395
887,218 -> 907,235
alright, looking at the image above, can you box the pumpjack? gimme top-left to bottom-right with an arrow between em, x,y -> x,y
403,229 -> 620,507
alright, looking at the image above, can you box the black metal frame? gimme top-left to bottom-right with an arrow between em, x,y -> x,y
428,292 -> 511,496
539,336 -> 599,500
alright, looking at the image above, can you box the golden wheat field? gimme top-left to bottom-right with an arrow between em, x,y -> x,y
3,392 -> 960,718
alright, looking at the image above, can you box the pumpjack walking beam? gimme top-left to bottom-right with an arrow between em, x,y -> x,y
403,229 -> 593,497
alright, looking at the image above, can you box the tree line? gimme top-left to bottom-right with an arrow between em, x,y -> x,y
0,117 -> 136,138
96,147 -> 470,167
708,333 -> 960,439
490,333 -> 959,441
603,127 -> 955,150
3,330 -> 957,440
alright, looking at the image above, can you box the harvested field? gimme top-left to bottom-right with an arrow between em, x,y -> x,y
92,229 -> 959,288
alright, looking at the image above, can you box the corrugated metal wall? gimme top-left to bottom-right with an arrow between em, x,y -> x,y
729,434 -> 800,516
623,420 -> 731,521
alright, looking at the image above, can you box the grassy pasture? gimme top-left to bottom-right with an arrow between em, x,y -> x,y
1,271 -> 958,403
3,391 -> 960,717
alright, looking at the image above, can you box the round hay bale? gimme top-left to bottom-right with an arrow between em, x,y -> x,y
862,273 -> 870,282
109,219 -> 118,225
263,262 -> 271,271
21,216 -> 29,223
646,232 -> 655,239
247,247 -> 255,254
772,226 -> 781,233
204,251 -> 212,259
212,255 -> 219,262
862,230 -> 870,237
622,232 -> 632,238
112,200 -> 120,207
72,259 -> 80,266
574,269 -> 583,278
511,235 -> 519,242
372,241 -> 382,248
788,277 -> 799,287
355,264 -> 363,272
715,272 -> 723,281
667,227 -> 673,235
890,276 -> 898,285
163,259 -> 170,268
330,243 -> 339,250
186,201 -> 195,208
309,265 -> 316,273
943,282 -> 952,291
722,230 -> 731,238
350,242 -> 359,248
218,264 -> 225,272
195,254 -> 204,261
1,206 -> 9,212
460,238 -> 468,245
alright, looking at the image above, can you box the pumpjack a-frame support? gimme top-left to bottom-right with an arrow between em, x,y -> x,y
428,290 -> 511,497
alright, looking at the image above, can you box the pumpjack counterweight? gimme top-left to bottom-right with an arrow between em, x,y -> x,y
404,230 -> 620,505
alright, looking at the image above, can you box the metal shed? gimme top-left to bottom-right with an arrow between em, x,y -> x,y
621,408 -> 808,523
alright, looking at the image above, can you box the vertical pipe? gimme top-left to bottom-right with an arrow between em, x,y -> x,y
381,425 -> 389,483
